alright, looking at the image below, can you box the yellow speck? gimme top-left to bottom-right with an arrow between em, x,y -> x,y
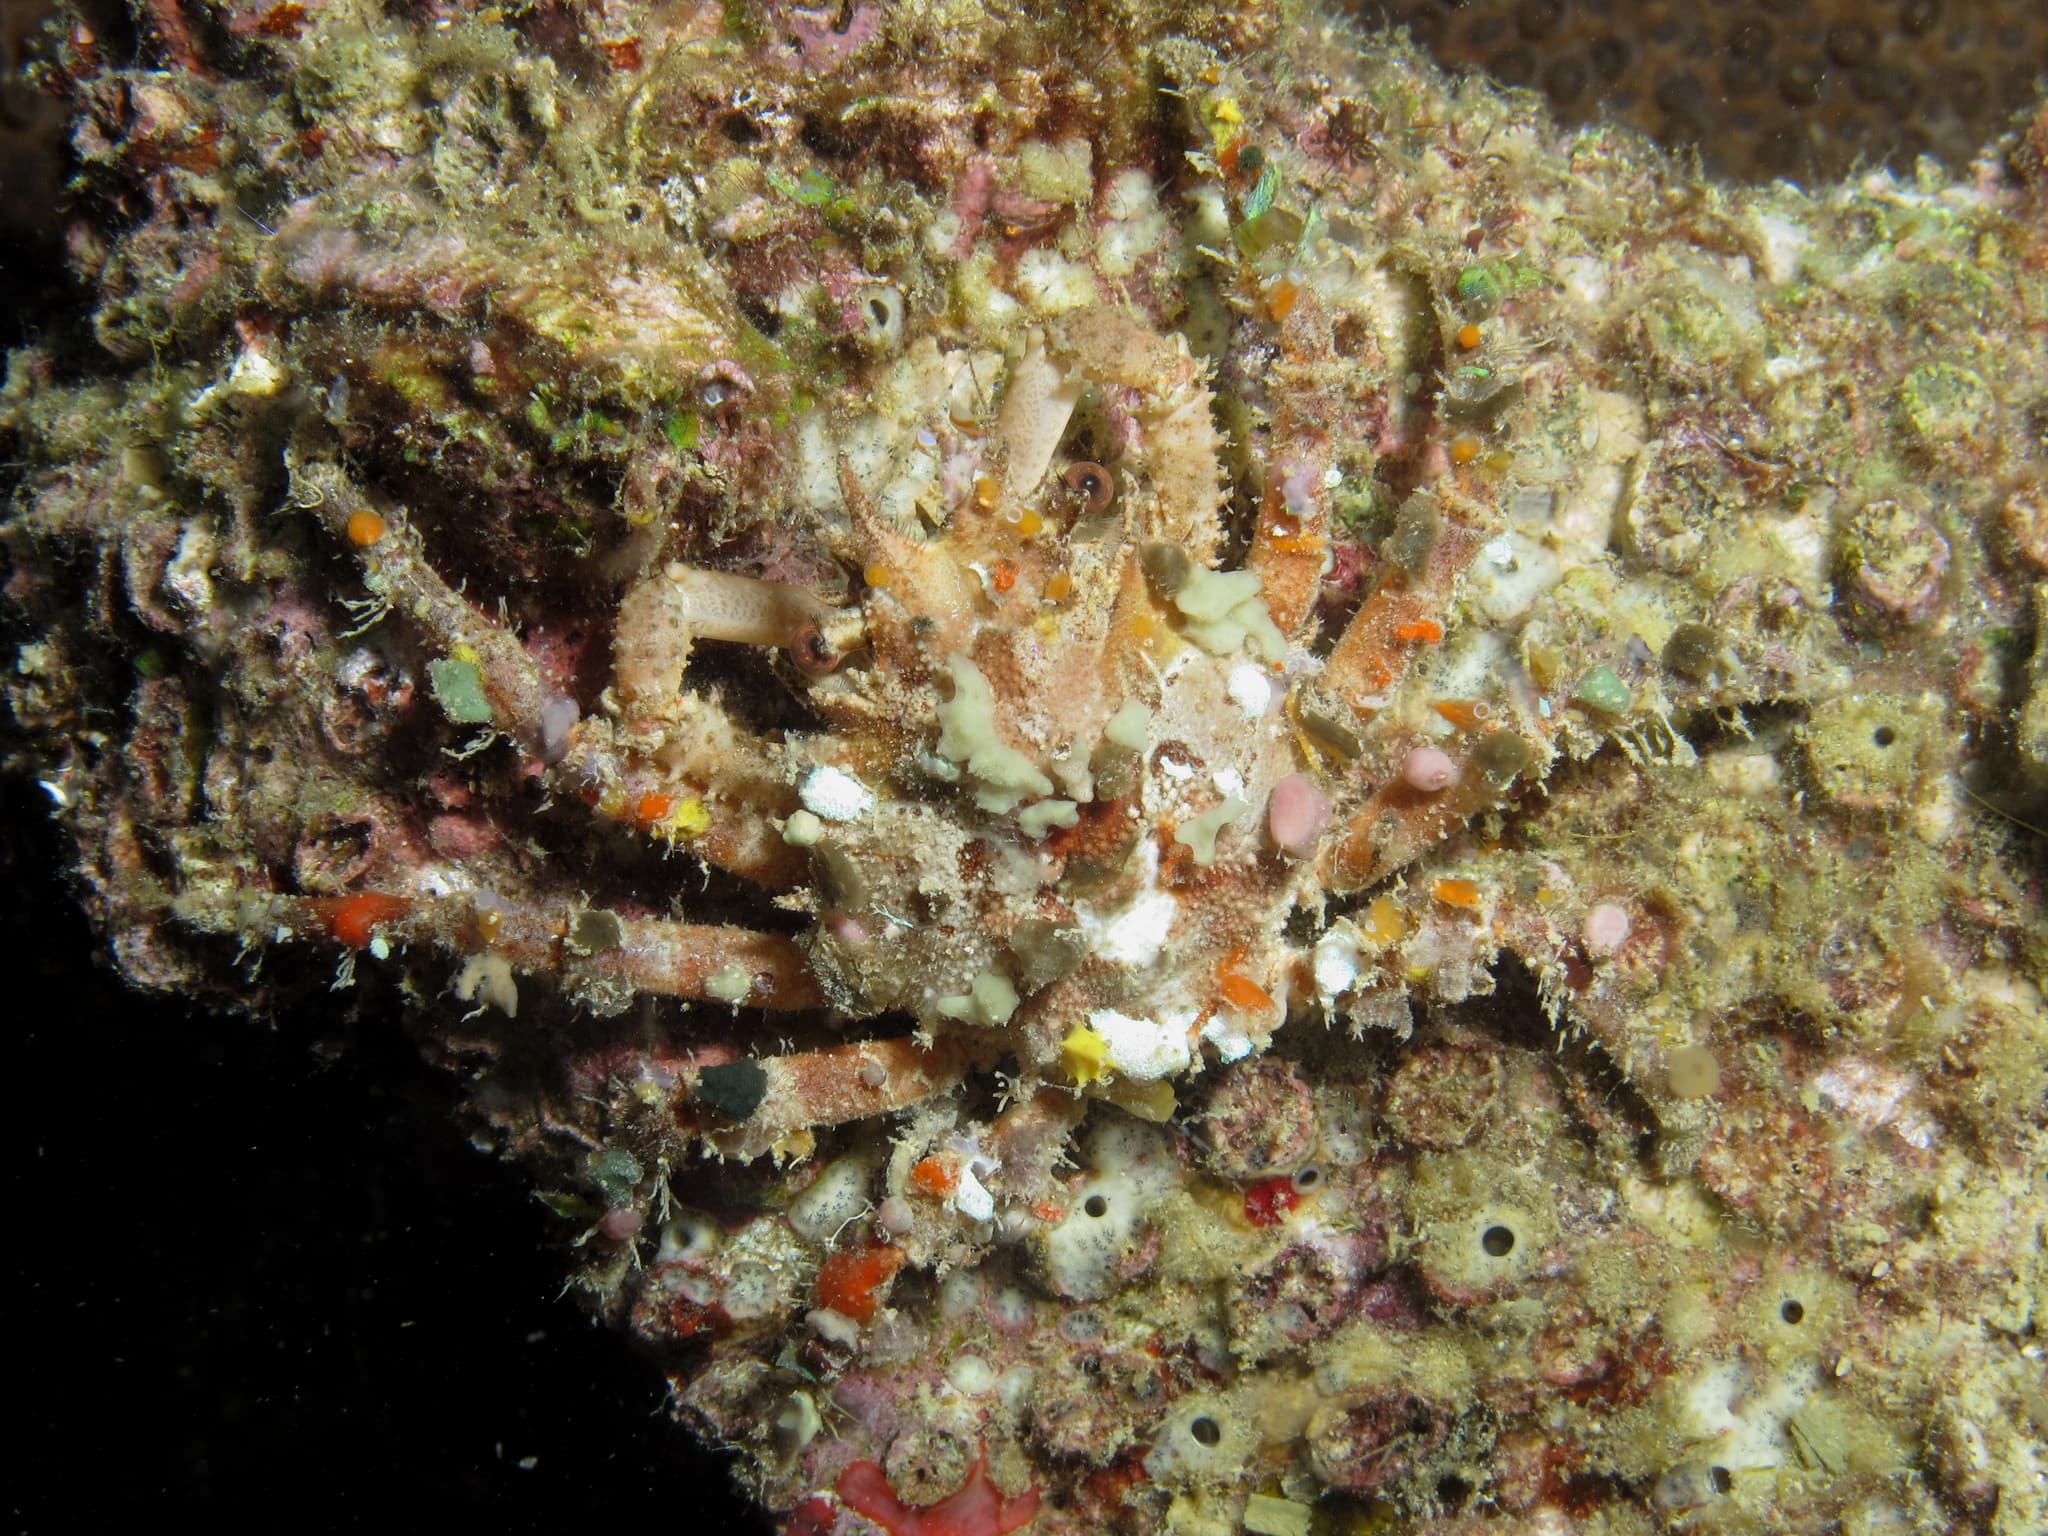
1043,570 -> 1073,603
1060,1024 -> 1111,1086
451,642 -> 480,665
670,795 -> 711,838
1213,98 -> 1243,125
974,473 -> 999,510
862,562 -> 890,589
1015,508 -> 1044,538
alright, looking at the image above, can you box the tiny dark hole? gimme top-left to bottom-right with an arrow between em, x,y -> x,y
1293,1166 -> 1321,1190
1481,1224 -> 1515,1257
1780,1298 -> 1804,1325
623,202 -> 643,224
868,297 -> 891,326
1872,725 -> 1896,747
1708,1465 -> 1734,1494
1083,1194 -> 1109,1218
1189,1416 -> 1221,1447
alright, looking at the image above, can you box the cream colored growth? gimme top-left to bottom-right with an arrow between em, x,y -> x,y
613,565 -> 836,720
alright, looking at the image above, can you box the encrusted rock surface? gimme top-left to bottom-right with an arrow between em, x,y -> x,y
4,2 -> 2045,1532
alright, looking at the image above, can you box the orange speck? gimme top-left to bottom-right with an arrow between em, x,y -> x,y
1361,894 -> 1408,946
974,473 -> 1000,510
949,411 -> 989,439
1449,433 -> 1483,466
815,1244 -> 904,1324
1219,139 -> 1242,174
989,559 -> 1019,594
1031,1199 -> 1064,1223
1043,570 -> 1073,603
1455,322 -> 1483,350
1432,877 -> 1483,910
909,1157 -> 957,1197
1014,508 -> 1044,538
862,562 -> 890,589
598,36 -> 643,71
578,784 -> 602,807
1433,699 -> 1490,730
257,2 -> 308,39
1268,275 -> 1300,323
636,792 -> 674,824
1392,619 -> 1444,644
314,892 -> 413,949
345,509 -> 386,548
1218,969 -> 1274,1013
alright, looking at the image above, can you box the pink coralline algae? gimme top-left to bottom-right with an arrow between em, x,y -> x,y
4,1 -> 2048,1533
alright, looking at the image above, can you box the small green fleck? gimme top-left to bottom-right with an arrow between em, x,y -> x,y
696,1059 -> 769,1121
663,411 -> 700,452
588,1146 -> 643,1205
1456,265 -> 1502,309
427,656 -> 495,725
1572,666 -> 1632,715
525,397 -> 553,432
135,648 -> 168,679
1242,161 -> 1280,220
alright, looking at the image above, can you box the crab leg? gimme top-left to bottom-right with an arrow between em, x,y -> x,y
202,890 -> 825,1011
684,1037 -> 968,1159
1320,487 -> 1493,722
1321,727 -> 1540,891
1246,297 -> 1335,638
292,451 -> 574,761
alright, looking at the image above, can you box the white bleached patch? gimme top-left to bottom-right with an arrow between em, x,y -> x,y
1088,1008 -> 1195,1080
954,1164 -> 996,1222
1313,924 -> 1363,1006
1227,661 -> 1273,719
801,765 -> 874,821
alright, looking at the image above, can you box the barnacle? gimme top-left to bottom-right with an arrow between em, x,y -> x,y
5,0 -> 2047,1532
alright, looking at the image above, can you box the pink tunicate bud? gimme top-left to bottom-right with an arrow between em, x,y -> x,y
825,910 -> 870,945
1583,902 -> 1632,957
1268,772 -> 1330,859
597,1207 -> 644,1244
1401,745 -> 1460,793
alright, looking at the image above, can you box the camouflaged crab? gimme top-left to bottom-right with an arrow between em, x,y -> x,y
7,0 -> 2048,1532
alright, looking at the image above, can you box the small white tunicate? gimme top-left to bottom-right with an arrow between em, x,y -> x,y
954,1164 -> 996,1222
781,808 -> 824,846
1582,902 -> 1632,956
1313,928 -> 1363,1003
947,1354 -> 997,1397
800,765 -> 874,821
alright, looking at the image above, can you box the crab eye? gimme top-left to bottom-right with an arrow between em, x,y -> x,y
788,622 -> 838,676
1063,461 -> 1114,514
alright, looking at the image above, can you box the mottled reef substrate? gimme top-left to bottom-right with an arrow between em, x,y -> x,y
3,2 -> 2046,1533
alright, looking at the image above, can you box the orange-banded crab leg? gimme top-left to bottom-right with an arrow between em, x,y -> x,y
681,1037 -> 968,1160
219,891 -> 824,1011
1320,486 -> 1495,723
1246,293 -> 1337,638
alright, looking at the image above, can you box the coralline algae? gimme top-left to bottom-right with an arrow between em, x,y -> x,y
4,2 -> 2046,1532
